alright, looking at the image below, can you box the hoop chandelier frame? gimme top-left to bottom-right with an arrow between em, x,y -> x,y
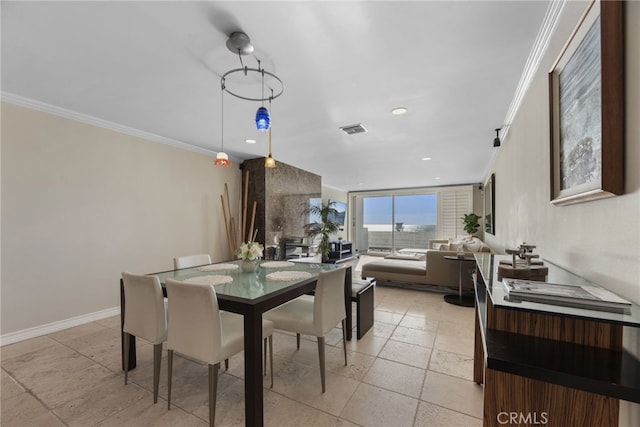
221,66 -> 284,102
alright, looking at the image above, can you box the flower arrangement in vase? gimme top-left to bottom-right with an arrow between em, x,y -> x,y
235,241 -> 264,272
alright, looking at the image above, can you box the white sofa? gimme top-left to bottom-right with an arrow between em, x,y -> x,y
361,237 -> 491,290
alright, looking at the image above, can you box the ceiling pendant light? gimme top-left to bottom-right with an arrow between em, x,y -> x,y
215,83 -> 231,166
256,106 -> 270,131
265,128 -> 276,168
214,151 -> 230,166
265,93 -> 276,168
215,151 -> 230,166
220,32 -> 283,134
255,65 -> 270,131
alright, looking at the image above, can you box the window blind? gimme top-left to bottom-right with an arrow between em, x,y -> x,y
438,186 -> 472,239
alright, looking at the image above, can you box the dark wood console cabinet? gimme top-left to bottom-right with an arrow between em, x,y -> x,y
329,241 -> 352,261
473,254 -> 640,427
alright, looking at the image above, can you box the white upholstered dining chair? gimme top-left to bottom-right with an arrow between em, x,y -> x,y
121,272 -> 168,404
173,253 -> 212,269
264,267 -> 347,393
165,278 -> 274,426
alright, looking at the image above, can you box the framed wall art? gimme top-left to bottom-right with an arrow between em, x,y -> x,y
484,173 -> 495,235
548,0 -> 624,206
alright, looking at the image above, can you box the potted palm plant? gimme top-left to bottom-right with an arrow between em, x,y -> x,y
304,200 -> 342,263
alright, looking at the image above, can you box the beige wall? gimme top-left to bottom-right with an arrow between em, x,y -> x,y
483,2 -> 639,423
1,103 -> 241,335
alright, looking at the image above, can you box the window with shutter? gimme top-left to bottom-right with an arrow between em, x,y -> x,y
438,187 -> 472,239
351,185 -> 473,253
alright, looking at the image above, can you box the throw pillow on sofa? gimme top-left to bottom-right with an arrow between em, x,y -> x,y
462,237 -> 482,252
449,242 -> 464,252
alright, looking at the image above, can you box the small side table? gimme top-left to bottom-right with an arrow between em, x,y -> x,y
443,255 -> 476,307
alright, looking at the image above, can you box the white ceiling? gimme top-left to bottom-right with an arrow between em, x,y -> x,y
1,1 -> 550,192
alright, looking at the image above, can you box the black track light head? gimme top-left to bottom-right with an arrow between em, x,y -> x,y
493,128 -> 501,147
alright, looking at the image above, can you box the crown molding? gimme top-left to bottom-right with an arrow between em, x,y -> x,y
500,0 -> 567,142
483,0 -> 566,182
1,92 -> 223,158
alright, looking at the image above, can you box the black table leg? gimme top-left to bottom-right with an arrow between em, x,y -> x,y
120,279 -> 136,370
243,306 -> 264,427
443,259 -> 475,307
344,267 -> 353,341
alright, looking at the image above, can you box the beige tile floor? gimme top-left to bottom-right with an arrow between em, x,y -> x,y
1,283 -> 483,426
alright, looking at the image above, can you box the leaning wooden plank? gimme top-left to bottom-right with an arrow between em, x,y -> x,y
220,194 -> 233,260
242,170 -> 249,242
248,201 -> 257,243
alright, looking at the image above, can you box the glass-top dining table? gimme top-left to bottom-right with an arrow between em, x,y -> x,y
120,259 -> 352,427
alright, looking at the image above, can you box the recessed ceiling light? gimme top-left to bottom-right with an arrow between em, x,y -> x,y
435,177 -> 441,180
421,157 -> 432,161
245,139 -> 256,144
391,107 -> 408,115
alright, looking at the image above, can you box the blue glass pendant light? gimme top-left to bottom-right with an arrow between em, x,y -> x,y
255,67 -> 270,131
255,106 -> 270,131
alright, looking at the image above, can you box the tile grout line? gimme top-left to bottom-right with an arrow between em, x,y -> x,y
1,367 -> 70,427
44,324 -> 210,426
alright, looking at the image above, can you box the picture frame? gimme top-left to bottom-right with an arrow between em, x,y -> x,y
484,173 -> 495,235
548,0 -> 624,206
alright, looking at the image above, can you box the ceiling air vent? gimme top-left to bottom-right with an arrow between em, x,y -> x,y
339,123 -> 367,135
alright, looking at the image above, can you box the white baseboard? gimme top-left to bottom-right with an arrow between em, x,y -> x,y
0,306 -> 121,347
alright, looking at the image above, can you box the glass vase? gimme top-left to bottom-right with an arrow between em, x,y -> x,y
241,259 -> 258,273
